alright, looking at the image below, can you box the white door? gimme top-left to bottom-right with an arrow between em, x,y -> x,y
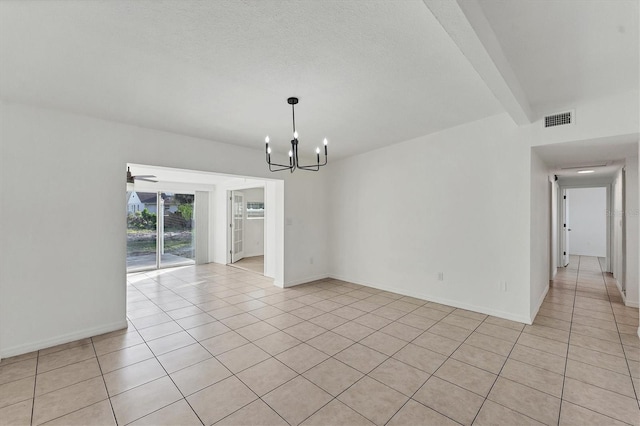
231,191 -> 245,263
561,188 -> 570,267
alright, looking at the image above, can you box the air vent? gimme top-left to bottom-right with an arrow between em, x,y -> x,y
545,111 -> 573,128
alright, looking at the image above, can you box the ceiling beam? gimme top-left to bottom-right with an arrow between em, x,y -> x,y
423,0 -> 533,125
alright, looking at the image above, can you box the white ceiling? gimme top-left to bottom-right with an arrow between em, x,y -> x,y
533,135 -> 639,178
478,0 -> 639,119
0,0 -> 502,159
0,1 -> 637,159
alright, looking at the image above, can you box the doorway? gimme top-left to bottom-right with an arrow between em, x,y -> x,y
126,163 -> 284,286
228,187 -> 265,275
559,186 -> 610,270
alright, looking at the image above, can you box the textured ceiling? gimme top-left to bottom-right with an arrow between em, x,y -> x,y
0,0 -> 503,159
478,0 -> 639,119
1,1 -> 637,159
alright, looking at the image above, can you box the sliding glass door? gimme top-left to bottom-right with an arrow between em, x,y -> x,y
159,193 -> 195,268
126,191 -> 158,271
126,191 -> 195,272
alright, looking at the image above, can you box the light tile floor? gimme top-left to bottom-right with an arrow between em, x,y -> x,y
1,256 -> 638,425
230,256 -> 265,275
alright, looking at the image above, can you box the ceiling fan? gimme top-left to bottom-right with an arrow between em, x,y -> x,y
126,166 -> 157,183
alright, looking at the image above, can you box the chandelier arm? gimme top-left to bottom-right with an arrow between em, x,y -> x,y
268,163 -> 294,172
296,152 -> 328,169
267,158 -> 294,168
266,153 -> 294,171
266,150 -> 293,169
268,161 -> 294,168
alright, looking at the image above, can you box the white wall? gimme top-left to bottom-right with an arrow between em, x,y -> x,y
566,187 -> 607,257
212,185 -> 229,266
530,150 -> 550,318
529,91 -> 639,148
0,102 -> 329,357
328,113 -> 532,323
194,191 -> 209,264
625,154 -> 639,308
612,170 -> 625,289
1,94 -> 637,357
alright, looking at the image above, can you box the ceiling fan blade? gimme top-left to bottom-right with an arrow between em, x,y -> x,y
136,177 -> 158,183
133,175 -> 156,179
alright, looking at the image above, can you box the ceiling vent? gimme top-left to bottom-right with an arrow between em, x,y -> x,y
544,110 -> 573,128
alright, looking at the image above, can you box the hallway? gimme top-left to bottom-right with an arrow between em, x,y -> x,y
536,255 -> 639,423
1,257 -> 638,425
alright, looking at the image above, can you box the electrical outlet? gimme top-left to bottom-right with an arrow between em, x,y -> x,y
437,272 -> 444,281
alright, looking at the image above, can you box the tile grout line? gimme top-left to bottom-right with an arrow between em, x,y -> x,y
382,311 -> 494,426
467,313 -> 530,425
28,342 -> 113,426
29,349 -> 39,426
557,255 -> 581,426
126,280 -> 211,426
89,338 -> 118,426
600,258 -> 640,409
555,256 -> 640,424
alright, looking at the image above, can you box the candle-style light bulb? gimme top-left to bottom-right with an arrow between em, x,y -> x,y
265,136 -> 270,144
288,150 -> 293,157
293,131 -> 298,139
267,147 -> 271,154
323,138 -> 328,146
315,147 -> 320,154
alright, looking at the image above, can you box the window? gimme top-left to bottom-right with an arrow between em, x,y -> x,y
247,201 -> 264,219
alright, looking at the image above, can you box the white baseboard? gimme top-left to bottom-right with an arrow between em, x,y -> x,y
625,299 -> 639,308
329,274 -> 532,325
0,319 -> 128,359
614,279 -> 639,308
284,274 -> 330,288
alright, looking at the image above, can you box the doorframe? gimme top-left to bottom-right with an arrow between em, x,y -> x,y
227,190 -> 246,265
222,182 -> 280,282
560,187 -> 569,267
557,183 -> 613,272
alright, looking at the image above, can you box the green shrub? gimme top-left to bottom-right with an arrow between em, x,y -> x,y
127,209 -> 157,230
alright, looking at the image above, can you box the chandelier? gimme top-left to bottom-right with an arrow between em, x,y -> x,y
265,97 -> 328,172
